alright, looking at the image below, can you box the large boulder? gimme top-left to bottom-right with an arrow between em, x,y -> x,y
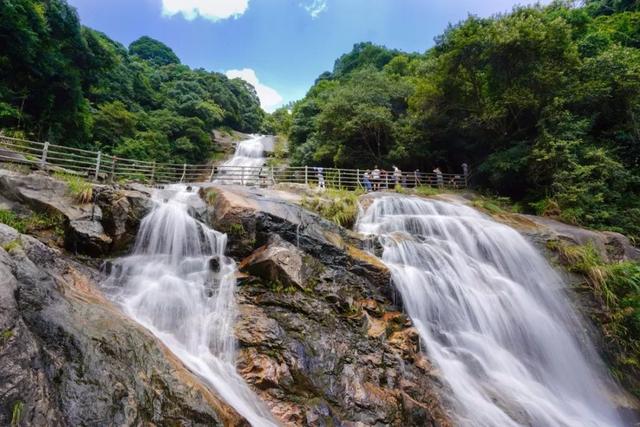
234,244 -> 450,426
0,170 -> 114,257
206,185 -> 451,426
0,170 -> 155,257
203,185 -> 391,295
95,186 -> 153,252
238,235 -> 321,291
0,169 -> 99,221
0,224 -> 246,426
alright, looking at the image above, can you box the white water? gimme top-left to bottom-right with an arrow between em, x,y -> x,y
104,185 -> 277,426
357,195 -> 625,427
216,135 -> 266,184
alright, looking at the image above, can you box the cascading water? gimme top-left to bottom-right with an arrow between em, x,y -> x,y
357,195 -> 626,427
216,135 -> 266,185
104,185 -> 277,426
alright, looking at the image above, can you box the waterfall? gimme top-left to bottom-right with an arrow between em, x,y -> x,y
357,195 -> 626,427
216,135 -> 266,185
104,185 -> 277,427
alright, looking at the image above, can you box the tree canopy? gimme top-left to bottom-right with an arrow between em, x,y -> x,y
0,0 -> 265,164
129,36 -> 180,66
284,1 -> 640,240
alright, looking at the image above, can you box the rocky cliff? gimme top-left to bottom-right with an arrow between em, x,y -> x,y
1,168 -> 638,425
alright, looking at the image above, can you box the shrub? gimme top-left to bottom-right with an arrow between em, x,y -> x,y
301,188 -> 362,228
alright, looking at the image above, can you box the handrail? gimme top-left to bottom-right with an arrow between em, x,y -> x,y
0,135 -> 470,190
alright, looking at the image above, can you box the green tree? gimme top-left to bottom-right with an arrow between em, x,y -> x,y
128,36 -> 180,66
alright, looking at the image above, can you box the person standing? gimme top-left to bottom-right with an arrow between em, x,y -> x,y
434,167 -> 443,188
372,166 -> 381,191
362,170 -> 372,192
393,165 -> 402,187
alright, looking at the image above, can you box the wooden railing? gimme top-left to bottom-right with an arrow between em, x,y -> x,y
0,135 -> 468,189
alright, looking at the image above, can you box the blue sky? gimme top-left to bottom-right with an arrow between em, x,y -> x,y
68,0 -> 546,111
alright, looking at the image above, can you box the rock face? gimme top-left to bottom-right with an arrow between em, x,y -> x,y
95,186 -> 153,253
0,170 -> 153,256
0,223 -> 245,426
204,185 -> 452,426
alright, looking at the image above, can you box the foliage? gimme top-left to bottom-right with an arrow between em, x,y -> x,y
0,1 -> 265,164
55,172 -> 93,203
0,209 -> 64,237
413,185 -> 441,198
0,210 -> 27,233
128,36 -> 180,66
288,3 -> 640,240
472,195 -> 521,215
301,189 -> 362,228
552,241 -> 640,394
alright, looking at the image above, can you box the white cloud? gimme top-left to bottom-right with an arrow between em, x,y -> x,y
161,0 -> 249,21
225,68 -> 283,112
301,0 -> 327,18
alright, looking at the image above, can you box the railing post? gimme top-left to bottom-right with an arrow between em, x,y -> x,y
94,151 -> 102,181
180,163 -> 186,183
150,161 -> 156,185
109,156 -> 116,183
338,169 -> 341,189
357,169 -> 360,190
304,166 -> 308,185
241,166 -> 245,186
209,165 -> 216,182
40,141 -> 49,169
270,166 -> 275,185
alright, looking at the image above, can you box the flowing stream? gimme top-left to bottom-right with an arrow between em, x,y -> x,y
357,195 -> 625,427
216,135 -> 267,185
104,185 -> 277,426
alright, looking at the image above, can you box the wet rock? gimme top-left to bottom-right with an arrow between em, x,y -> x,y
95,186 -> 153,252
209,256 -> 221,273
239,235 -> 321,291
224,193 -> 452,427
0,169 -> 100,221
0,224 -> 247,426
64,219 -> 112,257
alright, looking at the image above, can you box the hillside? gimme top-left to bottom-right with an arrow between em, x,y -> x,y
278,0 -> 640,242
0,0 -> 266,164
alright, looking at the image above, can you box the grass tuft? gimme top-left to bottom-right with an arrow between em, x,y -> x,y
54,172 -> 93,203
302,188 -> 362,228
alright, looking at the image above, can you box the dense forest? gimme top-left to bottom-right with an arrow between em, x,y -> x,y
281,0 -> 640,241
0,0 -> 265,164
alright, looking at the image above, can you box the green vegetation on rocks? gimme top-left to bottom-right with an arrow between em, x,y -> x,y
550,240 -> 640,396
302,189 -> 362,228
55,172 -> 93,203
0,209 -> 63,236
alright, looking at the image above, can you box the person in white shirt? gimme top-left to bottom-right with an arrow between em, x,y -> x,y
392,165 -> 402,187
372,166 -> 381,190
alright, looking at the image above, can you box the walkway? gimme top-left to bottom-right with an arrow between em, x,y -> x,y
0,135 -> 468,190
